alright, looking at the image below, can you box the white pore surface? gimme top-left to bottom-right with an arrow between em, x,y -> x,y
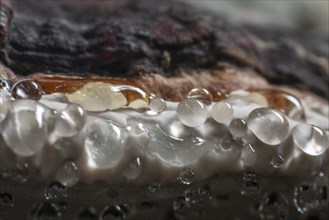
0,90 -> 328,184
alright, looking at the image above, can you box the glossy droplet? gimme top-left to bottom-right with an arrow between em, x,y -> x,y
179,168 -> 195,185
211,102 -> 233,124
186,88 -> 213,105
173,196 -> 189,211
177,99 -> 207,127
248,108 -> 289,145
241,172 -> 260,196
44,182 -> 68,201
229,118 -> 247,137
293,173 -> 328,214
123,157 -> 142,180
100,205 -> 126,220
148,183 -> 161,193
219,134 -> 234,150
241,144 -> 256,167
292,124 -> 329,156
11,79 -> 43,100
149,98 -> 166,113
77,206 -> 97,220
55,103 -> 86,137
56,161 -> 79,187
84,116 -> 127,169
2,100 -> 49,156
271,155 -> 285,168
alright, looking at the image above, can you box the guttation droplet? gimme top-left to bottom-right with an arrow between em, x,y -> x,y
149,98 -> 166,113
54,103 -> 87,138
11,79 -> 43,100
241,172 -> 260,196
148,183 -> 161,193
248,108 -> 289,145
123,157 -> 142,180
211,101 -> 233,124
186,88 -> 213,106
271,155 -> 284,168
241,144 -> 257,167
229,118 -> 247,138
56,161 -> 79,187
292,124 -> 329,156
258,192 -> 289,220
177,99 -> 207,127
100,205 -> 126,220
179,168 -> 195,185
293,173 -> 328,214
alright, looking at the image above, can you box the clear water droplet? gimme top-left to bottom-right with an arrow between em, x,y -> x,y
211,102 -> 233,124
173,196 -> 189,211
179,168 -> 195,185
271,155 -> 284,168
77,206 -> 97,220
229,118 -> 247,138
123,157 -> 142,180
219,134 -> 234,150
258,192 -> 289,220
241,172 -> 260,196
241,144 -> 257,167
177,99 -> 207,127
292,124 -> 329,156
2,100 -> 48,156
56,161 -> 79,187
293,173 -> 328,214
100,205 -> 126,220
11,79 -> 43,100
54,103 -> 86,137
149,98 -> 166,113
148,183 -> 161,193
186,88 -> 213,106
248,108 -> 289,145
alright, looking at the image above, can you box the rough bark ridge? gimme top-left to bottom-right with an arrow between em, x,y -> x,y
0,0 -> 328,98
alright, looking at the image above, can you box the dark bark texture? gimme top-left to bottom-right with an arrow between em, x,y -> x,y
0,0 -> 328,98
